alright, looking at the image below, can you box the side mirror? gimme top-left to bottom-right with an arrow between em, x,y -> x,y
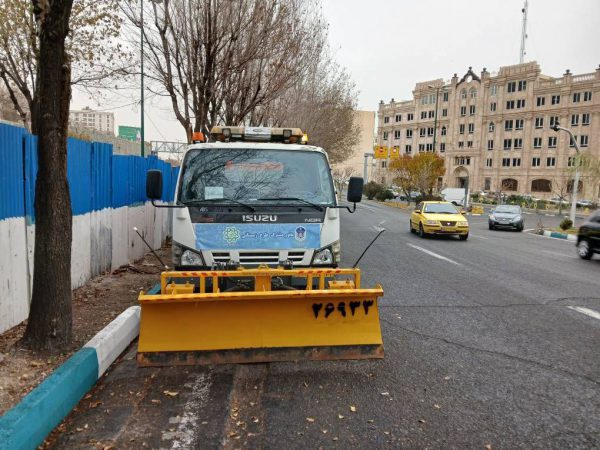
146,170 -> 163,200
347,177 -> 364,203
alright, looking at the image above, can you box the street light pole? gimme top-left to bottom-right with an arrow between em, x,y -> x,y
552,125 -> 581,224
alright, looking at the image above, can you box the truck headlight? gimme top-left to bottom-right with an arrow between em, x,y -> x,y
312,247 -> 334,265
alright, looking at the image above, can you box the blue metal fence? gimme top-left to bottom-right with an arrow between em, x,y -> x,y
0,123 -> 178,222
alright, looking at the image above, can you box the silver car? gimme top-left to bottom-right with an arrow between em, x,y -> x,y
489,205 -> 524,231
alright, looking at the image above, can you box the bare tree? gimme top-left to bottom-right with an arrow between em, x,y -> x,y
0,0 -> 131,132
22,0 -> 74,352
332,167 -> 354,200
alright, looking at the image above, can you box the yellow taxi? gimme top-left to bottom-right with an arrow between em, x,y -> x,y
410,201 -> 469,240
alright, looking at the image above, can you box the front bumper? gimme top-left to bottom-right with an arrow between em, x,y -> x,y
490,220 -> 522,229
423,225 -> 469,235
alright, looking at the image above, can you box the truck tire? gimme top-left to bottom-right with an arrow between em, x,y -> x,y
578,240 -> 593,260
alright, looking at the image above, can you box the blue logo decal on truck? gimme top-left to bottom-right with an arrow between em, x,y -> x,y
195,223 -> 320,249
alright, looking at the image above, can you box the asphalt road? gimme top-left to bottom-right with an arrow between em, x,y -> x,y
53,201 -> 600,449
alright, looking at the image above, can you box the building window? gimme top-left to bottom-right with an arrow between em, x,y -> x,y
419,144 -> 425,152
487,140 -> 494,150
533,137 -> 542,148
568,157 -> 577,167
440,143 -> 446,152
532,157 -> 541,167
427,127 -> 434,137
502,158 -> 510,167
470,88 -> 477,99
394,130 -> 401,139
405,145 -> 412,154
584,91 -> 592,102
506,100 -> 515,110
407,113 -> 414,121
384,116 -> 390,124
547,157 -> 556,167
535,117 -> 544,129
458,141 -> 464,149
581,135 -> 589,147
582,113 -> 590,126
465,141 -> 472,148
406,129 -> 413,138
551,95 -> 560,105
461,89 -> 467,99
571,114 -> 579,126
442,108 -> 448,117
489,122 -> 495,132
442,91 -> 449,102
573,92 -> 581,103
515,119 -> 524,130
505,120 -> 513,131
486,158 -> 493,167
460,106 -> 466,116
428,110 -> 435,119
421,96 -> 428,105
516,99 -> 526,109
441,126 -> 447,136
468,123 -> 475,134
490,85 -> 497,96
512,158 -> 521,167
381,161 -> 387,168
426,143 -> 434,152
567,179 -> 584,194
490,102 -> 497,112
531,179 -> 551,192
518,80 -> 527,91
395,114 -> 402,122
507,81 -> 516,93
484,177 -> 492,190
514,138 -> 523,149
569,135 -> 578,148
459,124 -> 465,134
548,136 -> 557,148
419,128 -> 426,137
549,116 -> 559,127
503,139 -> 512,150
421,111 -> 427,119
536,96 -> 545,107
502,179 -> 518,191
383,131 -> 389,140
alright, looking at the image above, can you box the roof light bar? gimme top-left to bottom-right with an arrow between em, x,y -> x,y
209,126 -> 305,144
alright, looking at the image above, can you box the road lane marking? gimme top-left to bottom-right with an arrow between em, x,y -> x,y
406,243 -> 461,265
469,234 -> 489,240
541,249 -> 576,259
568,306 -> 600,321
163,373 -> 212,449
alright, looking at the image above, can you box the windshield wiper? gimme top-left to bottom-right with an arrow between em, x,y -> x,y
182,198 -> 255,212
258,197 -> 324,211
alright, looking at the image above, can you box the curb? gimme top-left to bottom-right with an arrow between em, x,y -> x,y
0,306 -> 141,450
540,230 -> 578,242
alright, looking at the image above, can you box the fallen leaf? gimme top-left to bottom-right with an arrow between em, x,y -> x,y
151,399 -> 161,404
90,401 -> 103,409
306,417 -> 315,423
380,392 -> 390,396
367,419 -> 374,423
251,417 -> 259,423
434,404 -> 441,409
332,437 -> 339,441
322,429 -> 328,434
443,376 -> 451,381
418,419 -> 426,424
384,431 -> 390,435
338,414 -> 344,419
163,390 -> 178,397
303,382 -> 309,388
350,405 -> 357,412
484,445 -> 492,450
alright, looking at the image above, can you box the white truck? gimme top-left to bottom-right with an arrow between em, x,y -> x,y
146,126 -> 363,271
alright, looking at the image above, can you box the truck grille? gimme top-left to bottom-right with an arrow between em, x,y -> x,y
211,251 -> 306,266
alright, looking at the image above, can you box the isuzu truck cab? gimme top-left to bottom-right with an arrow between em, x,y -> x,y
146,126 -> 363,270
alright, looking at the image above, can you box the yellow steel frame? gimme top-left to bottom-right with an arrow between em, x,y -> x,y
137,267 -> 384,366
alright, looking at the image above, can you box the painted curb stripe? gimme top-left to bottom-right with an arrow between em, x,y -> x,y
0,348 -> 98,450
84,306 -> 140,377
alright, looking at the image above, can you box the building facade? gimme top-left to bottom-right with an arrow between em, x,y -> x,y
69,106 -> 115,135
331,110 -> 376,181
376,62 -> 600,200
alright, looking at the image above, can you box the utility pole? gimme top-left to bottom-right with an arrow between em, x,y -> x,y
519,0 -> 529,64
140,0 -> 145,157
552,125 -> 581,224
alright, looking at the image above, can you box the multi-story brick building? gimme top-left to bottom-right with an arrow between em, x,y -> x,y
376,62 -> 600,200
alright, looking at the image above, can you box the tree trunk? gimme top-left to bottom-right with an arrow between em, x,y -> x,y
22,0 -> 74,352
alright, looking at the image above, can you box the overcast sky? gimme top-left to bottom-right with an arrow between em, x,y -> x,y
72,0 -> 600,143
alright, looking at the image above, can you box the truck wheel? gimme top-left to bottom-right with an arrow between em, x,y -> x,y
578,240 -> 593,260
418,223 -> 427,238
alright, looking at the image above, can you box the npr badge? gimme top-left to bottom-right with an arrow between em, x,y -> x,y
295,226 -> 307,242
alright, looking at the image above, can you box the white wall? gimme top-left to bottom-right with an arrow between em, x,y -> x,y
0,203 -> 170,333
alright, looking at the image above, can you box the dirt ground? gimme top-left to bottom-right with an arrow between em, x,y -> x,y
0,243 -> 171,415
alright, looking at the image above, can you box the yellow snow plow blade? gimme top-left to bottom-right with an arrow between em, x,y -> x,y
137,267 -> 384,366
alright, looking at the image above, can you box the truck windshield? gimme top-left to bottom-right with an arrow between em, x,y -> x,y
179,148 -> 336,205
